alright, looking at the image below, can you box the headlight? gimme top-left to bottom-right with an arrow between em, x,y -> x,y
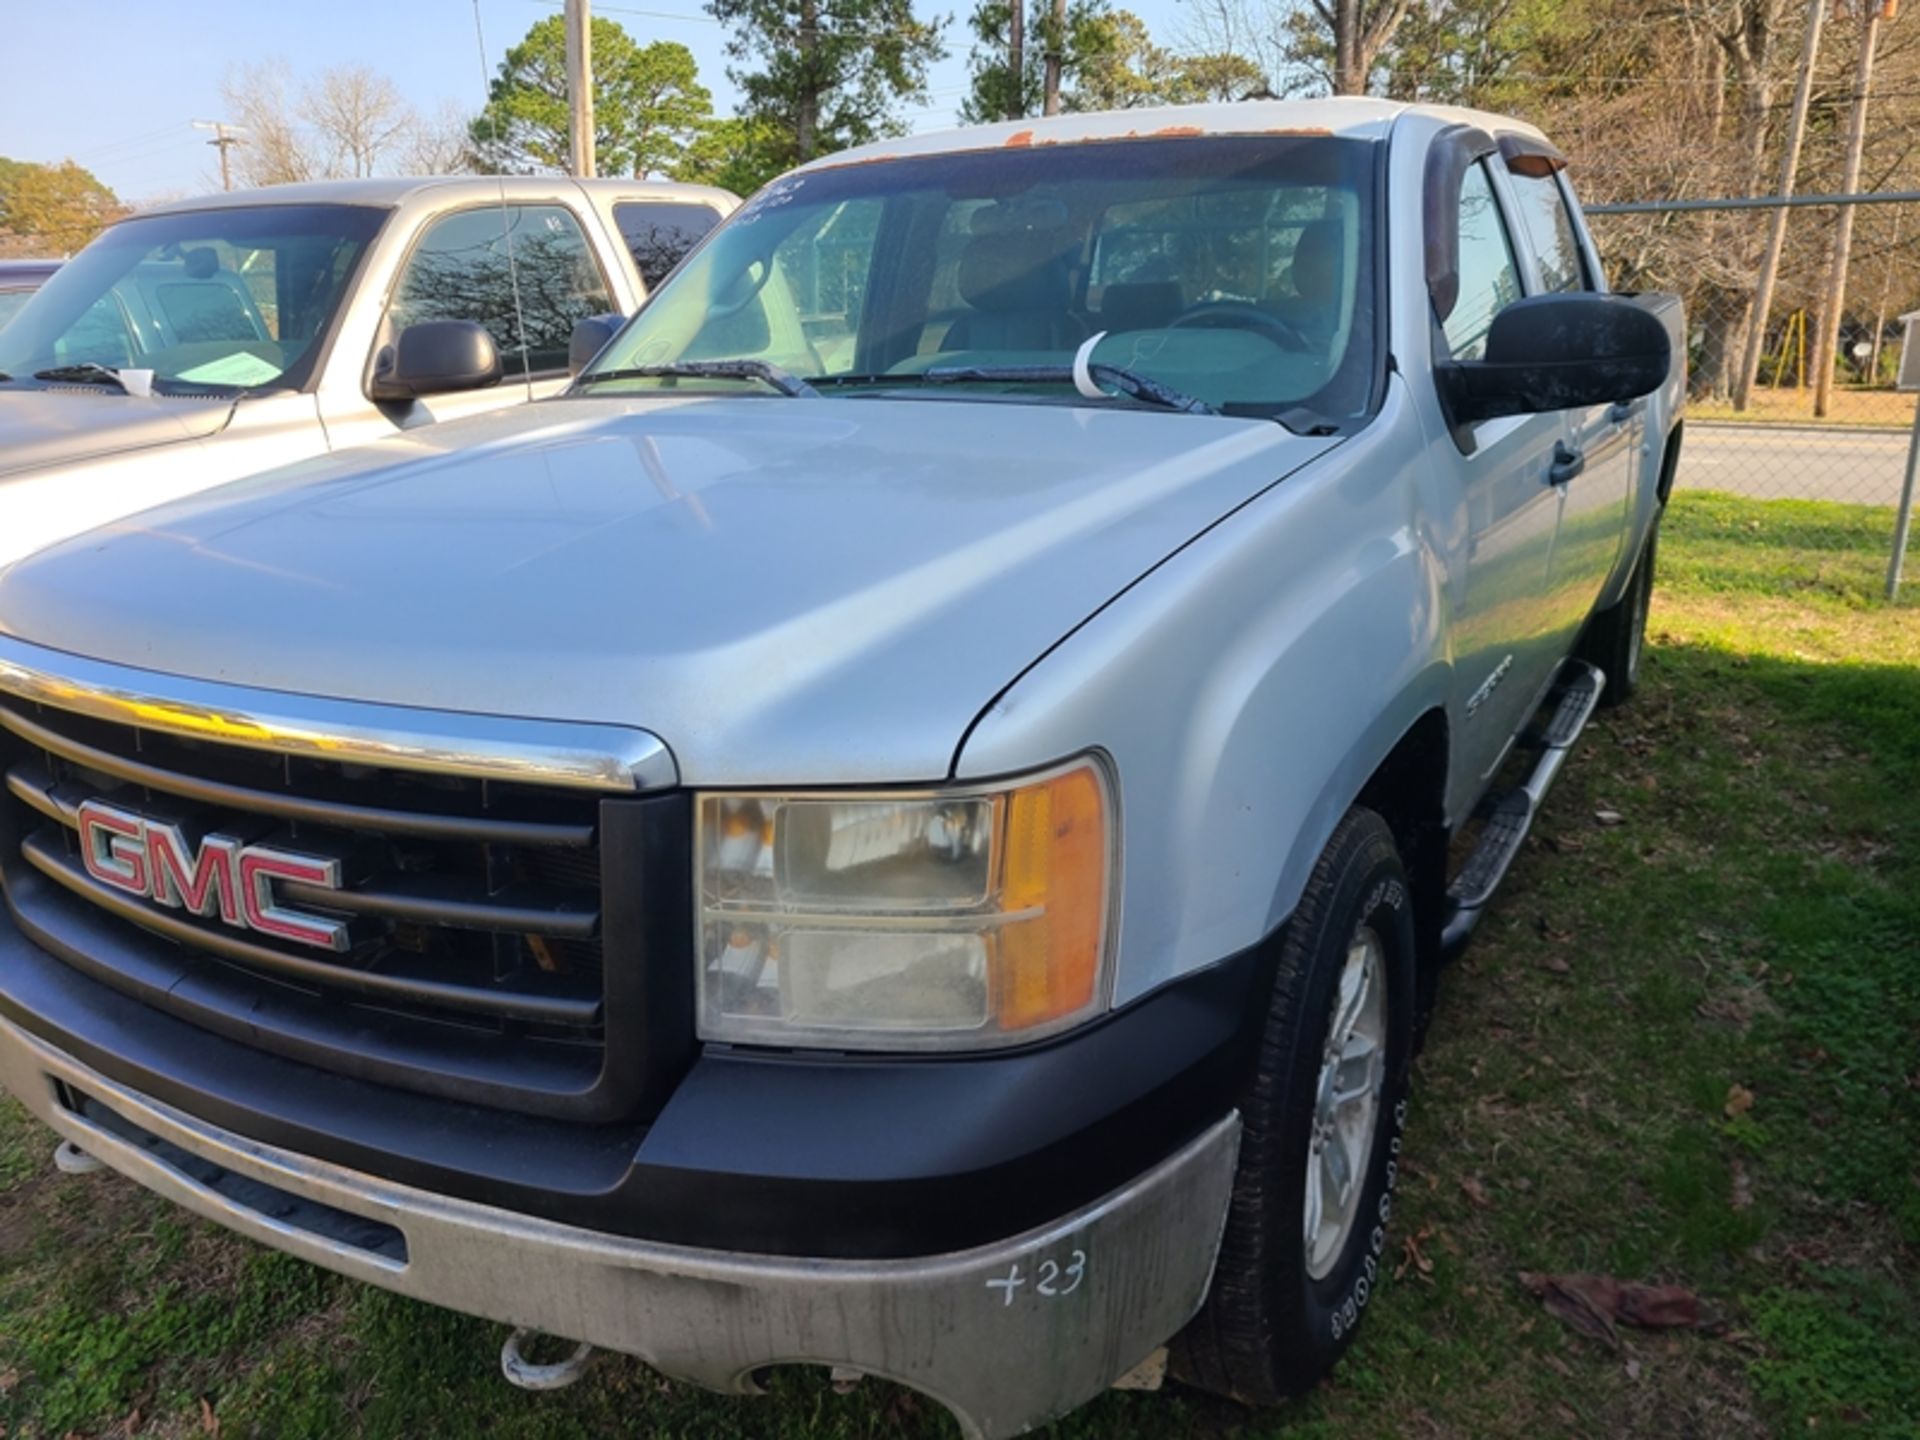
696,757 -> 1115,1051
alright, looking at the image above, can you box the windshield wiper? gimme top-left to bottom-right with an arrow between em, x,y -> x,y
842,363 -> 1218,417
577,360 -> 820,398
33,363 -> 148,394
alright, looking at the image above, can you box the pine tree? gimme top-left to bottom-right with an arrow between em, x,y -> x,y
473,16 -> 713,178
706,0 -> 946,168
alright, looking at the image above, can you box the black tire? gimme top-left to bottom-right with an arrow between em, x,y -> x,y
1171,807 -> 1416,1404
1580,523 -> 1658,709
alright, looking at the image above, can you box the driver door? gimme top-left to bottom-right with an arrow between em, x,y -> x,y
1440,160 -> 1576,791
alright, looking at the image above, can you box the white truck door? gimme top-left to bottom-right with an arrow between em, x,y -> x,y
1500,155 -> 1636,645
318,201 -> 625,450
1440,159 -> 1575,787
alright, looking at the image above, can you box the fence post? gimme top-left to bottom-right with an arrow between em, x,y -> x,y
1892,315 -> 1920,602
1888,405 -> 1920,602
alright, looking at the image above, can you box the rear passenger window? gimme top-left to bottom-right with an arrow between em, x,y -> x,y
1505,165 -> 1589,293
614,202 -> 722,289
389,206 -> 613,377
1444,162 -> 1524,362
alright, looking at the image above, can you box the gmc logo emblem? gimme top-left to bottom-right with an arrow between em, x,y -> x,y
76,799 -> 350,953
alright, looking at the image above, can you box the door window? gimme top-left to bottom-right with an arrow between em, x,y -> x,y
614,201 -> 723,289
389,205 -> 613,377
1444,162 -> 1524,362
1505,166 -> 1590,294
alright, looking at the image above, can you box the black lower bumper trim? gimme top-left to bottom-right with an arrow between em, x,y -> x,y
0,896 -> 1270,1258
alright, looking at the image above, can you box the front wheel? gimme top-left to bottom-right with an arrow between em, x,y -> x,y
1171,807 -> 1416,1403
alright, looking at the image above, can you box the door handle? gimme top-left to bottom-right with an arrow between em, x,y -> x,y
1548,442 -> 1585,486
1608,400 -> 1639,424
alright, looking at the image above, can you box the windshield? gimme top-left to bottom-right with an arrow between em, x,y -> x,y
0,204 -> 384,393
585,135 -> 1379,424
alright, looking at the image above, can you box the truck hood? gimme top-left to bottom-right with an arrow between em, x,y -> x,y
0,389 -> 235,479
0,396 -> 1337,784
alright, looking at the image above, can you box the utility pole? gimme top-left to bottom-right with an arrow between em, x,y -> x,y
1008,0 -> 1026,120
1733,0 -> 1826,411
565,0 -> 597,178
192,120 -> 244,192
1811,0 -> 1887,418
1042,0 -> 1066,115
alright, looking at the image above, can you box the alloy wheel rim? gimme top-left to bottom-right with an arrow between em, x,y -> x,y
1303,925 -> 1388,1281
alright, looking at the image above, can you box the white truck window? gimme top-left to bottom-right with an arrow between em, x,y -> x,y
389,205 -> 614,378
1444,162 -> 1524,362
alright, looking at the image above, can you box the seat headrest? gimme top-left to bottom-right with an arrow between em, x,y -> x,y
1292,220 -> 1344,298
1100,281 -> 1185,332
958,229 -> 1073,313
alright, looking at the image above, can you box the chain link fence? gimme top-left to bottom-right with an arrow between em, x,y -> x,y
1585,193 -> 1920,599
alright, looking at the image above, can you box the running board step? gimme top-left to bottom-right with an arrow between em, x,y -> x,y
1531,658 -> 1606,749
1442,659 -> 1606,956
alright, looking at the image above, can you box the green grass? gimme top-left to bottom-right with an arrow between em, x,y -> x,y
3,489 -> 1917,1439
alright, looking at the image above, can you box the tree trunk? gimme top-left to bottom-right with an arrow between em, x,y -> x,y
796,0 -> 820,163
1043,0 -> 1066,115
1333,0 -> 1363,94
1008,0 -> 1026,119
1735,0 -> 1826,411
1691,281 -> 1751,403
1811,6 -> 1882,418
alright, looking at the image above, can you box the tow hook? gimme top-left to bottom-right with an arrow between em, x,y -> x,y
500,1328 -> 597,1391
52,1139 -> 105,1175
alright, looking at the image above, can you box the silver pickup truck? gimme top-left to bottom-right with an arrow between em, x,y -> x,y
0,99 -> 1680,1438
0,175 -> 736,567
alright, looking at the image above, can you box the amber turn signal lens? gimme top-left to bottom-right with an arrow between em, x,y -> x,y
995,762 -> 1111,1032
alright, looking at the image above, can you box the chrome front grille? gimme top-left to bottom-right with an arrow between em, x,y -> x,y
2,699 -> 606,1032
0,646 -> 693,1122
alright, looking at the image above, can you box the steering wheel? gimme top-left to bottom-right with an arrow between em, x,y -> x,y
1169,300 -> 1314,353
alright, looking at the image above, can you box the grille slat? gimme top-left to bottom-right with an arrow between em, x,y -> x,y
277,873 -> 600,938
0,707 -> 595,849
21,832 -> 603,1028
8,762 -> 600,941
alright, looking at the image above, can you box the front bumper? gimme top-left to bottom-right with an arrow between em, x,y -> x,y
0,1013 -> 1239,1440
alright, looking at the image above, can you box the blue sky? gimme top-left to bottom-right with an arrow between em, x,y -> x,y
0,0 -> 1205,203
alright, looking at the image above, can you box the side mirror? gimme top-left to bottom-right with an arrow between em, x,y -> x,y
370,320 -> 502,402
1440,293 -> 1671,425
569,313 -> 625,377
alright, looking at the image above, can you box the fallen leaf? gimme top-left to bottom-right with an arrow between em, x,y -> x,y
1725,1084 -> 1756,1119
1626,1357 -> 1643,1381
1520,1273 -> 1716,1350
1397,1222 -> 1437,1282
1594,808 -> 1626,827
1460,1175 -> 1494,1210
1538,953 -> 1572,975
1520,1271 -> 1622,1349
1617,1284 -> 1704,1330
200,1397 -> 219,1437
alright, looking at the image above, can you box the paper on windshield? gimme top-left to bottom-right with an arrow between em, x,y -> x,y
177,352 -> 284,387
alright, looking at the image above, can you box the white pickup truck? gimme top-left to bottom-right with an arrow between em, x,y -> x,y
0,175 -> 736,566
